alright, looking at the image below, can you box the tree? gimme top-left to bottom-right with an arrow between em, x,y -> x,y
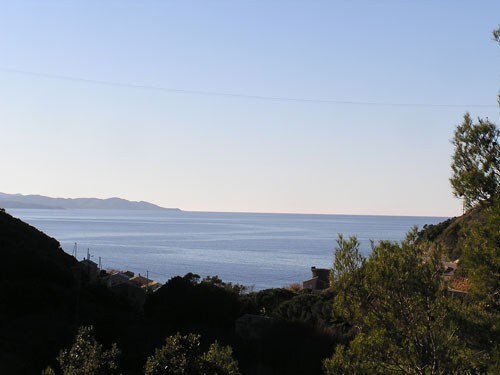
144,274 -> 242,327
330,234 -> 366,328
330,234 -> 365,285
41,367 -> 56,375
251,288 -> 296,316
460,195 -> 500,307
202,341 -> 241,375
57,326 -> 120,375
495,26 -> 500,105
324,230 -> 490,374
450,113 -> 499,209
144,333 -> 240,375
144,333 -> 202,375
273,293 -> 334,327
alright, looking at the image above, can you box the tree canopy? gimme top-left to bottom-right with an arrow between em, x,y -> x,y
144,333 -> 240,375
450,113 -> 499,209
324,230 -> 499,374
57,326 -> 121,375
460,196 -> 500,308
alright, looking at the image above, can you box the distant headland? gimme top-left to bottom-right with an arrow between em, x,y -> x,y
0,192 -> 180,211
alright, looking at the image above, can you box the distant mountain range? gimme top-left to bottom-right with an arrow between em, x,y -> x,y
0,192 -> 180,211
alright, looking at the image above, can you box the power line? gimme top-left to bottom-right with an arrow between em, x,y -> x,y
0,66 -> 497,108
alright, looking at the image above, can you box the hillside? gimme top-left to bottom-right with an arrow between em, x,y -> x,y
0,192 -> 180,211
0,208 -> 136,374
418,204 -> 488,260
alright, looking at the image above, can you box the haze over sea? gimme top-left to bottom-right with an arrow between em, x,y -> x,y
9,209 -> 446,290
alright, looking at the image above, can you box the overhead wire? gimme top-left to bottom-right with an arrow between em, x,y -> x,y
0,66 -> 497,108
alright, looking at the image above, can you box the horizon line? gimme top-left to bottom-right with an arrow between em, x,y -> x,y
1,191 -> 456,218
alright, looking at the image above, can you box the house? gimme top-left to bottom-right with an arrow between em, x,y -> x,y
442,261 -> 458,281
440,260 -> 470,297
302,266 -> 330,291
129,274 -> 163,292
104,271 -> 133,287
448,277 -> 471,297
122,270 -> 135,278
143,280 -> 162,292
130,274 -> 149,287
107,269 -> 134,278
79,258 -> 99,283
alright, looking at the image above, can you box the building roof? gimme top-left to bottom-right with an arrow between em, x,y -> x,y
450,277 -> 471,293
143,280 -> 162,292
106,269 -> 135,279
130,274 -> 149,287
80,258 -> 98,267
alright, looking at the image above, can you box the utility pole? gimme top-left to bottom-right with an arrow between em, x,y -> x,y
98,256 -> 102,270
72,242 -> 78,258
146,270 -> 149,293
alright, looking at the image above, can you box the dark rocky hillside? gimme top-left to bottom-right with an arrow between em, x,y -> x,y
0,208 -> 136,374
0,208 -> 77,373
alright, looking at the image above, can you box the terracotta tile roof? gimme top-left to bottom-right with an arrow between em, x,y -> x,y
450,277 -> 471,293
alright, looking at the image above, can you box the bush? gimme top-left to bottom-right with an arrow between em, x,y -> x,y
145,333 -> 240,375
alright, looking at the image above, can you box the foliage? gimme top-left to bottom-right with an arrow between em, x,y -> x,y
57,326 -> 120,375
41,367 -> 56,375
324,230 -> 490,374
251,288 -> 296,315
144,333 -> 240,375
330,234 -> 365,285
330,234 -> 367,327
273,293 -> 334,327
286,282 -> 304,293
450,113 -> 499,209
182,272 -> 201,285
202,341 -> 241,375
460,195 -> 500,307
201,275 -> 249,295
144,273 -> 241,326
144,333 -> 202,375
417,218 -> 454,242
495,25 -> 500,105
449,301 -> 500,373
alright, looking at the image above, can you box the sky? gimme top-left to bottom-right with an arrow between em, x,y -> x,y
0,1 -> 499,216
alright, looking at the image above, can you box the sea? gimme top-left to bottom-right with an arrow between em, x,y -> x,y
7,209 -> 446,290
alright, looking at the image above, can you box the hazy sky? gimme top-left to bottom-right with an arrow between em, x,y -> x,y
1,1 -> 499,216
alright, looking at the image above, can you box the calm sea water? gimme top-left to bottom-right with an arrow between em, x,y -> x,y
8,209 -> 446,290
